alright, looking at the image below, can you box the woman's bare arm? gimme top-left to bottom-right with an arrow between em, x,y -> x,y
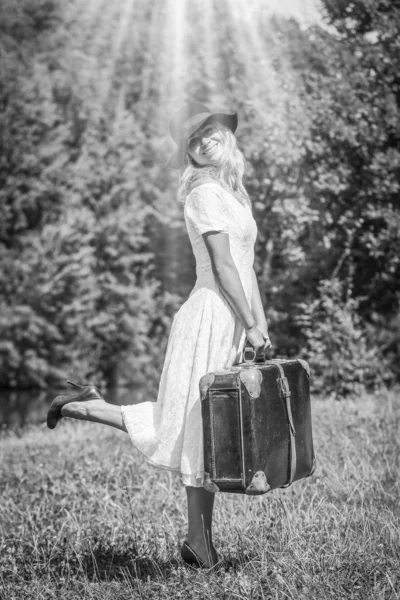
203,232 -> 265,348
202,231 -> 270,350
204,232 -> 254,327
251,269 -> 271,347
251,268 -> 269,334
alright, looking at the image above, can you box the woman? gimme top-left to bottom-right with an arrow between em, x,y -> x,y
47,102 -> 271,569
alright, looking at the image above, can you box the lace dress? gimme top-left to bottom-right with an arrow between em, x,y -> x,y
121,182 -> 258,487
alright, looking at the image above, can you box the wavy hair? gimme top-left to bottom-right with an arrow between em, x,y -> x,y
176,122 -> 250,206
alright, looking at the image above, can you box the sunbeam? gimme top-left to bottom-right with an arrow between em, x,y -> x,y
138,0 -> 165,107
217,0 -> 280,122
65,0 -> 102,29
75,0 -> 123,113
202,0 -> 219,86
169,0 -> 187,101
80,0 -> 116,54
60,0 -> 325,131
98,0 -> 136,112
241,0 -> 324,28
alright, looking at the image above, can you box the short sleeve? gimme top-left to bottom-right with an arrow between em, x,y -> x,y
185,184 -> 229,236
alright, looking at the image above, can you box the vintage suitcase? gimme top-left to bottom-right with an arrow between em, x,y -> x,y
200,342 -> 315,495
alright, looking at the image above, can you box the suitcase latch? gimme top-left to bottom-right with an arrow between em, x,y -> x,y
277,376 -> 291,399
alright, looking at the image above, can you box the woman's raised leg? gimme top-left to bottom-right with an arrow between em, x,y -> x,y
61,400 -> 127,432
185,486 -> 218,566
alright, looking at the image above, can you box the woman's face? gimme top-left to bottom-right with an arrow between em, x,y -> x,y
187,121 -> 224,167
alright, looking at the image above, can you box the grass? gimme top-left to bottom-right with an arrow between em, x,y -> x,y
0,390 -> 399,599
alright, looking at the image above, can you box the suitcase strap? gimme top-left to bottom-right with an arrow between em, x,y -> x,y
275,364 -> 297,487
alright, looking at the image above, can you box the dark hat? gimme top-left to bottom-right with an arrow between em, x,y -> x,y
166,102 -> 238,170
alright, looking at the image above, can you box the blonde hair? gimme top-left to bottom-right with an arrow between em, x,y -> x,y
176,122 -> 250,206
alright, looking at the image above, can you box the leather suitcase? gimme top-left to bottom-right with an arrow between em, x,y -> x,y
200,343 -> 315,495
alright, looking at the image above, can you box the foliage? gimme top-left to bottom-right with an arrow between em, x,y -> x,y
302,0 -> 400,370
0,0 -> 399,392
0,0 -> 180,388
296,278 -> 392,397
231,3 -> 400,385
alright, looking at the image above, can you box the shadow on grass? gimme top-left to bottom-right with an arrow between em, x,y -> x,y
79,544 -> 180,581
1,538 -> 254,585
79,543 -> 253,580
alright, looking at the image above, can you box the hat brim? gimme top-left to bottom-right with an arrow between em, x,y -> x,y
165,144 -> 188,170
166,111 -> 238,170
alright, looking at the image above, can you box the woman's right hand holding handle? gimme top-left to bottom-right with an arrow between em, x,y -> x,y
245,323 -> 266,352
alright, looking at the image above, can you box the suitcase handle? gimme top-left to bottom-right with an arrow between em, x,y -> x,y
241,337 -> 267,364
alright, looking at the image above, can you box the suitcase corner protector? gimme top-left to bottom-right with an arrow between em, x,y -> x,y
199,373 -> 216,398
239,368 -> 263,398
203,472 -> 220,493
296,358 -> 311,377
245,471 -> 270,495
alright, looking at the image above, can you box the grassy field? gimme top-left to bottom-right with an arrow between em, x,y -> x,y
1,390 -> 399,599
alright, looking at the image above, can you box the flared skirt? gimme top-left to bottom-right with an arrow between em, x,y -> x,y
121,283 -> 247,487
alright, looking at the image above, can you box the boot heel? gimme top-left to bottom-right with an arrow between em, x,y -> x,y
180,541 -> 220,570
66,380 -> 83,390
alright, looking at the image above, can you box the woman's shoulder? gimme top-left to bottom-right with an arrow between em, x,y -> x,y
186,178 -> 225,203
187,180 -> 250,211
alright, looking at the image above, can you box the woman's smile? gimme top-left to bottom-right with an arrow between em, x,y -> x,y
187,122 -> 223,166
203,141 -> 218,155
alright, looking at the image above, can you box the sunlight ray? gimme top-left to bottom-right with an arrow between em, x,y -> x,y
138,0 -> 166,106
62,0 -> 115,114
147,0 -> 177,113
242,0 -> 324,28
65,0 -> 101,26
76,0 -> 123,112
78,0 -> 115,52
86,0 -> 122,59
200,0 -> 219,91
226,0 -> 311,128
168,0 -> 187,102
98,0 -> 136,111
62,0 -> 325,131
221,0 -> 279,121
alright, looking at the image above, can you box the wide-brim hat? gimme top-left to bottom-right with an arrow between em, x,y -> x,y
166,102 -> 238,170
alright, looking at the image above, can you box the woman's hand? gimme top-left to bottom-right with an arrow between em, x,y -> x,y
245,321 -> 272,352
256,321 -> 272,350
245,324 -> 268,351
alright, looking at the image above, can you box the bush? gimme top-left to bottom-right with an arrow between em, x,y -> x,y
296,278 -> 390,398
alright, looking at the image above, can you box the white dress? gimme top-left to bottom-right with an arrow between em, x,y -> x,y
121,182 -> 258,487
